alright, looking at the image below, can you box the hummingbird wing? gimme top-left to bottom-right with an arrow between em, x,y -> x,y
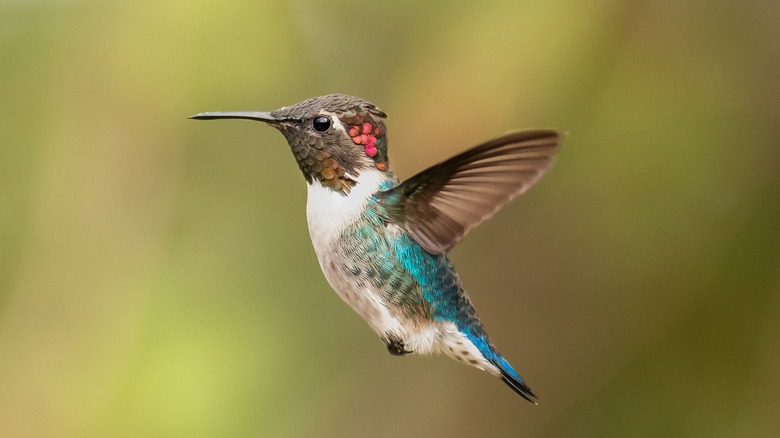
376,130 -> 561,254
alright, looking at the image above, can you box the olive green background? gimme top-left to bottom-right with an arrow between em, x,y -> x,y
2,1 -> 778,437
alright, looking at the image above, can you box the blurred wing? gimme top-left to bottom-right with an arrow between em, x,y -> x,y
376,130 -> 562,254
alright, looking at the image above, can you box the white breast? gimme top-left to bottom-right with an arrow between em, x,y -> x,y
305,171 -> 405,338
305,170 -> 385,245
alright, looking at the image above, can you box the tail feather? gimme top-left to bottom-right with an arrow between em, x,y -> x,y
456,329 -> 538,403
492,356 -> 537,404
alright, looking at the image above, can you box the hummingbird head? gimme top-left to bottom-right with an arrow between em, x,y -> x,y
191,94 -> 390,193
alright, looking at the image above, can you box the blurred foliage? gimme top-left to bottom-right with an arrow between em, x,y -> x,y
1,0 -> 779,437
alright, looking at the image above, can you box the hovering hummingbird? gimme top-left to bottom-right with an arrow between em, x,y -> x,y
190,94 -> 561,402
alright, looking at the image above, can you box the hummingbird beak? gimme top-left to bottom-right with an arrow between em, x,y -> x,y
189,111 -> 281,123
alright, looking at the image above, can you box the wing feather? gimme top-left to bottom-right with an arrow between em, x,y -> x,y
376,130 -> 562,254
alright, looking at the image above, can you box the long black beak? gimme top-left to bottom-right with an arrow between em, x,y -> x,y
189,111 -> 279,123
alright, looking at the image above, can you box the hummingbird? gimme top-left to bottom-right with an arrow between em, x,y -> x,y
190,94 -> 561,402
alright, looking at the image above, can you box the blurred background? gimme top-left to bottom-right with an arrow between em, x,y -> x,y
2,0 -> 779,437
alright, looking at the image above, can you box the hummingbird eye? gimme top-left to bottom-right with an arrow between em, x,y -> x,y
312,116 -> 331,132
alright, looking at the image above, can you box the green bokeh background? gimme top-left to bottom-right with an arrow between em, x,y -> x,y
2,1 -> 778,437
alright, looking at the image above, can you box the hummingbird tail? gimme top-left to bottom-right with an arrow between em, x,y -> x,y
491,356 -> 537,404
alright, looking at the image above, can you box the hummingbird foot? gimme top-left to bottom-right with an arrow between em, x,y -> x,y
383,333 -> 412,356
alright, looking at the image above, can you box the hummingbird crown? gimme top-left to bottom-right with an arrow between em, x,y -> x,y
269,94 -> 391,192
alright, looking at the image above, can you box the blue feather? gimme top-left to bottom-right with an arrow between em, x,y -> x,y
363,197 -> 536,401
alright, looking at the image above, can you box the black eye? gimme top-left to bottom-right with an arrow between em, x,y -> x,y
312,116 -> 331,132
